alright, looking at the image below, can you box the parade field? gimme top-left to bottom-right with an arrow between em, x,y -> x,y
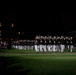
0,49 -> 76,75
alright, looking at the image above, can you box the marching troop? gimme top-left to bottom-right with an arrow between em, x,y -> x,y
34,35 -> 74,52
11,35 -> 74,52
11,40 -> 34,50
0,35 -> 74,52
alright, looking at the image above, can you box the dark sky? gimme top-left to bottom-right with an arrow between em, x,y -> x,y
18,7 -> 76,36
0,6 -> 76,39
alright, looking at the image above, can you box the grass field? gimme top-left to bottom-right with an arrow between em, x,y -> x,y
0,49 -> 76,75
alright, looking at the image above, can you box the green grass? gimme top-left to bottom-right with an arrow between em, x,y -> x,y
0,49 -> 76,75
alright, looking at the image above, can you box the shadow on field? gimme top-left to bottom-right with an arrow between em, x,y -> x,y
0,57 -> 32,75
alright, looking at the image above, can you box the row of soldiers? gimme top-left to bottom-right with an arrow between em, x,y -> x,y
11,40 -> 35,50
11,35 -> 74,52
34,35 -> 74,52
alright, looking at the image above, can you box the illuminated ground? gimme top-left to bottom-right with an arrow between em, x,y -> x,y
0,49 -> 76,75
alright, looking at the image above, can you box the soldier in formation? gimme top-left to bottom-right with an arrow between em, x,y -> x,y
11,35 -> 74,52
34,35 -> 74,52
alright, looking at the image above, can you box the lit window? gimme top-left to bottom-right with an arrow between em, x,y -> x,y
11,23 -> 14,27
18,32 -> 20,35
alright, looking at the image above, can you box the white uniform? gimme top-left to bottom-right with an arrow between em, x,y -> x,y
35,40 -> 39,52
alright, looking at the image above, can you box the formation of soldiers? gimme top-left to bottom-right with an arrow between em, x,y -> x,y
11,35 -> 74,52
11,40 -> 35,50
34,35 -> 74,52
0,35 -> 74,52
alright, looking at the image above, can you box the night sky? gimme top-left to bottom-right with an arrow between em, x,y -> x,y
0,6 -> 76,39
